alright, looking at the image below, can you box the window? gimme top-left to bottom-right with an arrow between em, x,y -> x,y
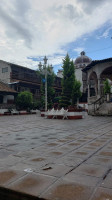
2,67 -> 8,73
0,95 -> 3,103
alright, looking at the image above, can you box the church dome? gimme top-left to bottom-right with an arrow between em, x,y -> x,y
74,51 -> 92,68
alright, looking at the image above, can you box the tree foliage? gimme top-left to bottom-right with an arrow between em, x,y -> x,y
59,54 -> 75,107
104,79 -> 111,94
16,91 -> 33,110
72,79 -> 82,104
59,54 -> 81,108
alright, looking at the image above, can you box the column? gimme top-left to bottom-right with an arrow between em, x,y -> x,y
88,83 -> 90,103
97,77 -> 101,98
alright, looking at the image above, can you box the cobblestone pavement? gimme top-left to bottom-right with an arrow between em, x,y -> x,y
0,114 -> 112,200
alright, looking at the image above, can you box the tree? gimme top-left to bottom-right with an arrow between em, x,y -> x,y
72,79 -> 82,104
16,91 -> 33,110
59,54 -> 75,108
104,79 -> 111,94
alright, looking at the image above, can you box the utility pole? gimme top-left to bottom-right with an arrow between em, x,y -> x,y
43,56 -> 48,112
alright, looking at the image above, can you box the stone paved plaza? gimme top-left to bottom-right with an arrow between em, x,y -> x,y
0,114 -> 112,200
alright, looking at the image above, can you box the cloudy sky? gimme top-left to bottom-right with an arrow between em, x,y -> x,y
0,0 -> 112,73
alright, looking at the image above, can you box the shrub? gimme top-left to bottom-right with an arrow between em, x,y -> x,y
16,91 -> 33,110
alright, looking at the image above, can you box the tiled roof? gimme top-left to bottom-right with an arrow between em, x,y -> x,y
10,80 -> 41,86
0,59 -> 35,72
82,57 -> 112,72
0,80 -> 17,93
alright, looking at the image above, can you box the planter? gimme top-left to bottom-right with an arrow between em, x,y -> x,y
67,111 -> 83,119
47,115 -> 53,119
41,110 -> 45,117
0,114 -> 4,116
19,111 -> 28,115
41,110 -> 83,120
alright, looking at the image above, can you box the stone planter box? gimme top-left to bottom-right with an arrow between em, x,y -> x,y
41,110 -> 45,117
67,111 -> 83,119
19,111 -> 28,115
41,109 -> 83,119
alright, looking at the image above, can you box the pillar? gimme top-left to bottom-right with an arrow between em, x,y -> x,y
88,83 -> 90,103
97,77 -> 101,98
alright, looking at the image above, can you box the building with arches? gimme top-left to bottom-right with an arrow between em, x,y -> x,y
83,57 -> 112,115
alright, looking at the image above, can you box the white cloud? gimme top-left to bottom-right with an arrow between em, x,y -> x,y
73,47 -> 85,55
0,0 -> 112,71
96,27 -> 112,39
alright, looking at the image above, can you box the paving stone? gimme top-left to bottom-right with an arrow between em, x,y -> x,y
0,114 -> 112,199
69,150 -> 91,158
85,155 -> 112,167
91,187 -> 112,200
38,164 -> 72,177
98,151 -> 112,157
7,172 -> 56,197
0,169 -> 26,186
10,162 -> 37,172
64,172 -> 101,187
100,173 -> 112,189
40,179 -> 94,200
72,163 -> 108,178
55,155 -> 83,167
0,155 -> 25,167
0,149 -> 13,159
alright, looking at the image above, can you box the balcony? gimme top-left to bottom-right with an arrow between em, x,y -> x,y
11,72 -> 41,84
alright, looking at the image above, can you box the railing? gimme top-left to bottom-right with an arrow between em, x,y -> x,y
93,96 -> 105,113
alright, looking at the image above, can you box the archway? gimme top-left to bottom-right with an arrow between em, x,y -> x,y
100,66 -> 112,80
88,72 -> 98,97
100,66 -> 112,95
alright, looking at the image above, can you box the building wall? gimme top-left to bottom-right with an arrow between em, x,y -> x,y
0,61 -> 11,83
75,68 -> 83,92
3,95 -> 14,103
57,70 -> 63,78
0,60 -> 62,103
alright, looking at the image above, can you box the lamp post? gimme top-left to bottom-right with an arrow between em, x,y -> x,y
43,56 -> 48,112
38,61 -> 42,71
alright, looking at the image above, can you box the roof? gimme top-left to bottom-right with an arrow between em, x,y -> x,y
9,80 -> 41,86
0,80 -> 17,93
82,57 -> 112,72
0,59 -> 35,72
74,51 -> 92,66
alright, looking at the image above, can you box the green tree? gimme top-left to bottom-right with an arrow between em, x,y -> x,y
104,79 -> 111,94
72,79 -> 82,104
59,54 -> 75,108
16,91 -> 33,110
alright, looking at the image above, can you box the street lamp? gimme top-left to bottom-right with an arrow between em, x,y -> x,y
43,56 -> 48,113
38,61 -> 42,71
38,56 -> 48,113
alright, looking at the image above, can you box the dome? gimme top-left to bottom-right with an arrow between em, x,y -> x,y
74,51 -> 92,68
